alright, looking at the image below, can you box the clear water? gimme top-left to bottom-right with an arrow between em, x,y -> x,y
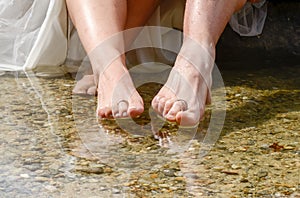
0,64 -> 299,197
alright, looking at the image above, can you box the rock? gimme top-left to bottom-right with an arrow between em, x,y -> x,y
175,177 -> 185,182
212,166 -> 224,171
44,185 -> 57,192
35,177 -> 49,182
163,169 -> 176,177
20,174 -> 30,178
221,170 -> 239,175
257,170 -> 268,178
240,178 -> 249,183
231,164 -> 241,170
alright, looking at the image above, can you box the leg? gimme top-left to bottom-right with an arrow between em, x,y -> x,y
152,0 -> 247,126
66,0 -> 145,118
67,0 -> 159,117
125,0 -> 160,29
67,0 -> 160,53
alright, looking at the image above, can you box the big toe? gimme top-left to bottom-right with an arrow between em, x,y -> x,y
128,98 -> 144,118
175,110 -> 202,127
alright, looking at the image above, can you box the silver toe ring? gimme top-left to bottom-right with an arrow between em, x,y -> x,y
117,99 -> 129,106
113,100 -> 129,117
175,99 -> 188,111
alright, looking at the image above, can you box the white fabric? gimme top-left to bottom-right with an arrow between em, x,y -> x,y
0,0 -> 267,71
0,0 -> 67,71
229,0 -> 267,36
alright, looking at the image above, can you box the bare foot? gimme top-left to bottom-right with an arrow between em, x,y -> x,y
73,75 -> 97,95
152,44 -> 214,126
96,58 -> 144,118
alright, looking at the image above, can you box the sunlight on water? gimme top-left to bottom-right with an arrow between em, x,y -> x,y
0,65 -> 299,197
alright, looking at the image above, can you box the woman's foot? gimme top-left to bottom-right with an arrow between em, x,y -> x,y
96,58 -> 144,119
152,44 -> 214,126
73,75 -> 97,95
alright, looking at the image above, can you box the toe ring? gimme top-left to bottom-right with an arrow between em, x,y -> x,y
117,99 -> 129,106
175,99 -> 188,111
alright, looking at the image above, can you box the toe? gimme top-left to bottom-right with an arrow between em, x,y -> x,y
72,86 -> 86,95
158,97 -> 168,114
165,101 -> 184,121
175,111 -> 199,126
151,96 -> 160,113
97,105 -> 112,119
97,106 -> 105,118
117,100 -> 129,118
163,98 -> 176,116
128,105 -> 144,118
73,75 -> 95,95
87,86 -> 97,95
104,107 -> 113,118
128,98 -> 144,118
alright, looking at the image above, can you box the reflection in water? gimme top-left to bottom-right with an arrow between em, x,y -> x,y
0,65 -> 299,197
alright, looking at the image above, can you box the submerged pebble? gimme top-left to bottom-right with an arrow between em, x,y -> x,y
0,66 -> 299,197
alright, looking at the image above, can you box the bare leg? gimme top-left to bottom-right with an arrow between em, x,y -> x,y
152,0 -> 247,126
68,0 -> 159,118
67,0 -> 136,118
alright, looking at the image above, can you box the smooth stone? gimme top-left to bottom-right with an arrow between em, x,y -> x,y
163,169 -> 176,177
20,174 -> 30,178
257,170 -> 268,178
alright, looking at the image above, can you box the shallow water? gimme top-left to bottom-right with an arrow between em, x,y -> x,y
0,65 -> 299,197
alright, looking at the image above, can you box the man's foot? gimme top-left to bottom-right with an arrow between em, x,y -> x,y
152,46 -> 214,126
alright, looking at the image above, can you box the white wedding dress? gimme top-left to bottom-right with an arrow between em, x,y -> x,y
0,0 -> 267,72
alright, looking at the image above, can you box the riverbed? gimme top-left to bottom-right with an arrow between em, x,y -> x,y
0,64 -> 299,197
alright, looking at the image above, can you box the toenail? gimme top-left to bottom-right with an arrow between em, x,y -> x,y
128,106 -> 136,111
166,114 -> 175,120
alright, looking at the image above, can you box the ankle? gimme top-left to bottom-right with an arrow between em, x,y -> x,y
101,66 -> 128,83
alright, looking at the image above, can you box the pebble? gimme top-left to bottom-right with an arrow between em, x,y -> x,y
35,177 -> 49,182
163,169 -> 176,177
20,174 -> 30,178
283,146 -> 295,150
44,185 -> 57,192
0,67 -> 299,197
240,178 -> 249,183
158,184 -> 169,188
231,164 -> 241,170
274,192 -> 282,197
260,144 -> 270,150
175,177 -> 185,182
88,179 -> 99,183
212,166 -> 224,171
257,170 -> 268,178
221,170 -> 239,175
77,166 -> 104,174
